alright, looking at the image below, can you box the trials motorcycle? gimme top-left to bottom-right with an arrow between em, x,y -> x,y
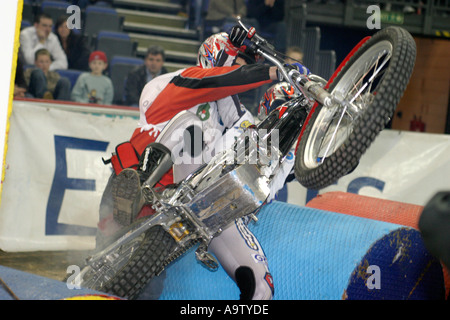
69,23 -> 416,299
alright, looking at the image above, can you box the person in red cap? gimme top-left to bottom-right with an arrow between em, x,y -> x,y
71,50 -> 114,105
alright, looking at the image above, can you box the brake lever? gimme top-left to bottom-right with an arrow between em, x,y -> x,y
237,18 -> 273,50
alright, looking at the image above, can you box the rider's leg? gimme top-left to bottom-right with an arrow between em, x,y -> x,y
155,111 -> 204,183
208,218 -> 274,300
112,111 -> 203,226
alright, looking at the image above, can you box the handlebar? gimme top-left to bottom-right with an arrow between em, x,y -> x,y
237,20 -> 335,107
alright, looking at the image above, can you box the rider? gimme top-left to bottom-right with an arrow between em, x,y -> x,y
99,25 -> 309,300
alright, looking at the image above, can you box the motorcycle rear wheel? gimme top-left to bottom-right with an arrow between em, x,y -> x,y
78,224 -> 177,299
294,26 -> 416,190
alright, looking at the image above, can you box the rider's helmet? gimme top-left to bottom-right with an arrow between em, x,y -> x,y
257,82 -> 299,121
197,32 -> 240,69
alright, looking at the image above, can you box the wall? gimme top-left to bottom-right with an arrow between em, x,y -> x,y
392,36 -> 450,133
308,23 -> 450,134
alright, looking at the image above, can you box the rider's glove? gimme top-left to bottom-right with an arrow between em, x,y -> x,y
228,25 -> 249,48
277,62 -> 310,82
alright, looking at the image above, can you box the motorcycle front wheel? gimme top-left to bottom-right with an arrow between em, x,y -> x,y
77,224 -> 177,299
294,26 -> 416,190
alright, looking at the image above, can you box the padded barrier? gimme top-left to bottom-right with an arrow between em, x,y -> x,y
0,265 -> 120,300
158,201 -> 445,300
306,191 -> 450,299
306,191 -> 423,228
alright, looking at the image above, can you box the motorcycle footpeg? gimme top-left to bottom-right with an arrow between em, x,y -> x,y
195,246 -> 218,272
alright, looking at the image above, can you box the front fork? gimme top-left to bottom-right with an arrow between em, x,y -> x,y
257,99 -> 309,158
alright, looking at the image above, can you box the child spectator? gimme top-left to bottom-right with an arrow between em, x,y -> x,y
71,51 -> 114,105
24,48 -> 71,100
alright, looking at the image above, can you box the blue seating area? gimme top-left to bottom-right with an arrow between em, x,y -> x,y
16,0 -> 367,109
19,0 -> 447,108
95,31 -> 137,62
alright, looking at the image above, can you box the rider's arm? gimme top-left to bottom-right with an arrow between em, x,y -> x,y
140,64 -> 279,129
269,66 -> 279,80
169,64 -> 278,104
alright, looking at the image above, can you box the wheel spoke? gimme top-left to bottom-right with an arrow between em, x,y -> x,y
318,105 -> 348,163
350,51 -> 390,104
303,40 -> 394,169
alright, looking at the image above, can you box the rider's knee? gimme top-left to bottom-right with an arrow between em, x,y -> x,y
235,266 -> 273,300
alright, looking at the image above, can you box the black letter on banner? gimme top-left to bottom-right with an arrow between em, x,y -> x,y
347,177 -> 385,194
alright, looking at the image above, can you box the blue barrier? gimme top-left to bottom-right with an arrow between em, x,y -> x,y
0,265 -> 118,300
158,201 -> 445,300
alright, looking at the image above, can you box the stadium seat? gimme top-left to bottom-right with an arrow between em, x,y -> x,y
316,50 -> 336,80
39,0 -> 70,22
301,27 -> 321,73
21,20 -> 32,30
22,0 -> 34,23
109,55 -> 143,105
83,6 -> 123,44
96,31 -> 137,62
55,69 -> 83,90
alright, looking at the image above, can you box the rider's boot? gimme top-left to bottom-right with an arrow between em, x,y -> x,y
112,143 -> 173,226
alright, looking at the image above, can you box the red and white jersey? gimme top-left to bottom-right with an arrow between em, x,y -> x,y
129,63 -> 272,155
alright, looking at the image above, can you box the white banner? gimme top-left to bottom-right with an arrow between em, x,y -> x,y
1,100 -> 449,252
0,100 -> 139,252
284,129 -> 450,207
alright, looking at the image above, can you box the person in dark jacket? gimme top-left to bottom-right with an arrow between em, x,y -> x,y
55,15 -> 91,71
246,0 -> 287,53
124,45 -> 168,107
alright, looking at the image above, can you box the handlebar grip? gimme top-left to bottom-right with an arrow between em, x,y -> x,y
242,38 -> 257,54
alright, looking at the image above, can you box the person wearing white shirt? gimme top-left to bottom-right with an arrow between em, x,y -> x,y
20,13 -> 68,71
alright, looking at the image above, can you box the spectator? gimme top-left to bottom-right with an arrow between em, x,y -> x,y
20,13 -> 68,70
285,46 -> 304,64
24,48 -> 71,100
14,49 -> 28,98
55,15 -> 91,71
124,45 -> 168,107
247,0 -> 287,53
71,51 -> 114,105
204,0 -> 248,35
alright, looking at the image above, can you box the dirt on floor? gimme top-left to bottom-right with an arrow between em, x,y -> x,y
0,250 -> 91,281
